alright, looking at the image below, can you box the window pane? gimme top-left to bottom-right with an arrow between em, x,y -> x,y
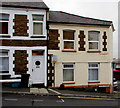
0,57 -> 9,71
89,42 -> 98,49
0,22 -> 8,34
89,69 -> 98,80
63,69 -> 74,81
88,31 -> 99,41
64,41 -> 74,49
0,13 -> 9,21
33,15 -> 44,21
64,64 -> 74,68
63,31 -> 74,40
33,22 -> 43,35
89,63 -> 98,67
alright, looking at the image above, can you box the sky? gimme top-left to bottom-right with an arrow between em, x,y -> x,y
43,0 -> 119,59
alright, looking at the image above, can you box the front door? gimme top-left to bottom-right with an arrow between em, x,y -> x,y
32,55 -> 44,84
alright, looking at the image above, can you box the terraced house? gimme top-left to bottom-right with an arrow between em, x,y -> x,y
0,1 -> 114,93
48,11 -> 114,93
0,1 -> 49,87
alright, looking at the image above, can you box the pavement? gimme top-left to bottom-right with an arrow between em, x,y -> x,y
1,86 -> 120,100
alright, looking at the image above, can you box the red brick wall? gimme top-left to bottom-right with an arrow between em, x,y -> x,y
13,15 -> 29,36
1,40 -> 47,46
48,29 -> 60,50
78,31 -> 86,51
13,50 -> 28,75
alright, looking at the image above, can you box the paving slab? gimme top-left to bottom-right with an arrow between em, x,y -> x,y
38,88 -> 48,94
30,88 -> 39,93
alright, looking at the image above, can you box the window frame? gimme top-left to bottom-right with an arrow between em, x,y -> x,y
0,13 -> 10,36
62,63 -> 75,82
88,63 -> 99,81
88,31 -> 100,51
63,30 -> 75,51
32,14 -> 45,37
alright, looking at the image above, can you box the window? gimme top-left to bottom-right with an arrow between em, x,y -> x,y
88,63 -> 99,81
63,30 -> 75,50
0,13 -> 9,36
32,15 -> 44,36
63,63 -> 74,82
88,31 -> 100,51
0,50 -> 9,72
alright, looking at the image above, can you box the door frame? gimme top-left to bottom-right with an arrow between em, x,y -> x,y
29,47 -> 47,87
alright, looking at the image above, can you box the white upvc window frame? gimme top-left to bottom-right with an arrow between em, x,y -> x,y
63,30 -> 75,51
88,63 -> 99,81
62,63 -> 75,82
0,13 -> 10,37
63,40 -> 75,50
31,14 -> 45,37
88,31 -> 100,51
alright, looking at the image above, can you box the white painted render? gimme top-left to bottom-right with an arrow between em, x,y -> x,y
49,23 -> 113,87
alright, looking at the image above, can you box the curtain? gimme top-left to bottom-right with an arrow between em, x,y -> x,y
89,69 -> 98,80
63,69 -> 74,81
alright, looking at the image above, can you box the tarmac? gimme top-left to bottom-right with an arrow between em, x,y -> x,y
1,86 -> 120,100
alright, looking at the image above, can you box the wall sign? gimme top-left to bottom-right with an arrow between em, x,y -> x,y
52,55 -> 57,64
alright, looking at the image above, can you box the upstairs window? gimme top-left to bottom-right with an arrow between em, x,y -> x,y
0,13 -> 9,36
63,30 -> 75,50
88,31 -> 100,51
32,15 -> 44,36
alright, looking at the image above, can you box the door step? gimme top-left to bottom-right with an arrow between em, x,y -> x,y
32,83 -> 44,88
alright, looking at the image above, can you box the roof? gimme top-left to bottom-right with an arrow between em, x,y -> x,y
48,11 -> 113,26
113,58 -> 120,64
0,1 -> 49,10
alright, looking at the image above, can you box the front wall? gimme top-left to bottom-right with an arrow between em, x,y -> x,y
13,15 -> 29,36
49,24 -> 113,87
13,50 -> 28,75
1,40 -> 47,46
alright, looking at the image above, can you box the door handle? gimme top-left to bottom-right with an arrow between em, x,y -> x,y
32,69 -> 33,72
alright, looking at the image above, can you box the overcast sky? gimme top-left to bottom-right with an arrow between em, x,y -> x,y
43,0 -> 119,59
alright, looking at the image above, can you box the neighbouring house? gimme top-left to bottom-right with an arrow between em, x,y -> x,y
47,11 -> 114,93
113,58 -> 120,81
0,1 -> 114,93
0,1 -> 49,87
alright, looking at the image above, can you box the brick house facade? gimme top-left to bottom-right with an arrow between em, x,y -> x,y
0,2 -> 48,86
0,1 -> 114,93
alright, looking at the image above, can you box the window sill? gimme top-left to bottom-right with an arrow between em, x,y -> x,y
62,82 -> 75,84
62,50 -> 76,52
87,51 -> 101,53
31,36 -> 46,38
0,35 -> 11,38
88,81 -> 100,83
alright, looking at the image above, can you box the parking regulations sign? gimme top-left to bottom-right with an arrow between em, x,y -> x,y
52,55 -> 57,64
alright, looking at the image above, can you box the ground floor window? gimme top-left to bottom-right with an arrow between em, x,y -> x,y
88,63 -> 99,81
63,63 -> 74,82
0,50 -> 9,72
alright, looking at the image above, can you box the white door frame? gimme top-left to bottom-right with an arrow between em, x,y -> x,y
29,47 -> 47,87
